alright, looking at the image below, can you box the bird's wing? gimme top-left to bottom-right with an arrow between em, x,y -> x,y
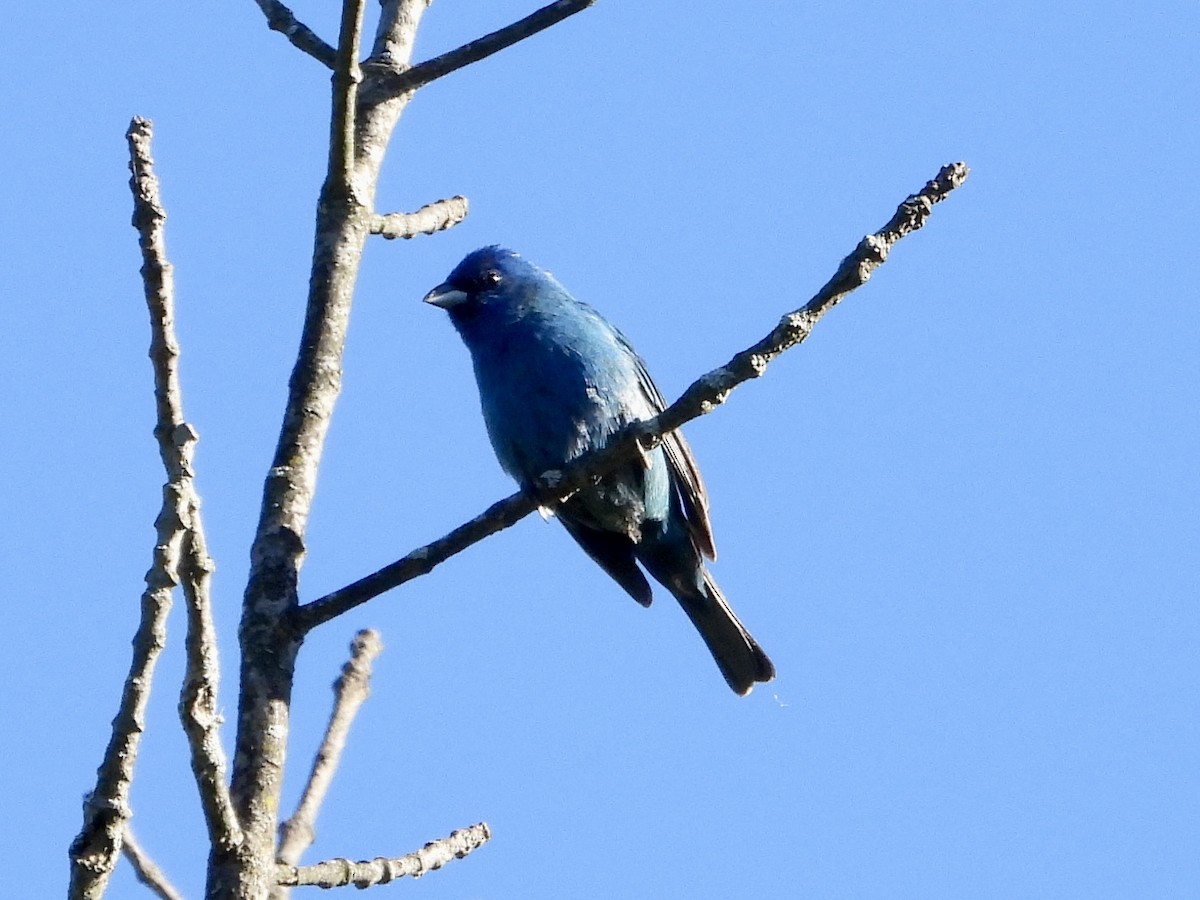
558,516 -> 654,607
625,343 -> 718,561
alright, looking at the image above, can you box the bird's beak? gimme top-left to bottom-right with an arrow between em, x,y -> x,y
423,283 -> 469,309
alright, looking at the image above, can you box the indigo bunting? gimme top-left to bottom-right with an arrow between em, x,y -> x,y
425,246 -> 774,695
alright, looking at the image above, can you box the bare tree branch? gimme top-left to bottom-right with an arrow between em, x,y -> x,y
250,0 -> 337,67
272,631 -> 384,900
274,824 -> 492,889
293,162 -> 970,631
295,487 -> 551,633
68,116 -> 210,900
122,827 -> 186,900
223,1 -> 434,895
364,0 -> 598,101
371,195 -> 469,239
121,117 -> 242,854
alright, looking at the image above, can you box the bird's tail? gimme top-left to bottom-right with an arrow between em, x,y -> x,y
674,571 -> 775,696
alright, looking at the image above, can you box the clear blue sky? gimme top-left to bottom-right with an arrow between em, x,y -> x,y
4,1 -> 1197,897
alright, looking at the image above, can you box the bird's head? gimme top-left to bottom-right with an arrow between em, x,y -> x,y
423,246 -> 542,318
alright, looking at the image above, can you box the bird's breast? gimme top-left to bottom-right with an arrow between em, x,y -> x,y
461,304 -> 652,482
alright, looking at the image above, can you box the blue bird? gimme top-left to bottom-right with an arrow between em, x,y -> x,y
424,246 -> 775,695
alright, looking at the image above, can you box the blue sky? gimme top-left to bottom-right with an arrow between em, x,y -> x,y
4,1 -> 1198,897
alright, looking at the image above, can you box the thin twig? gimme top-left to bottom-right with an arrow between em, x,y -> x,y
275,824 -> 493,889
364,0 -> 597,100
371,196 -> 469,239
251,0 -> 337,67
122,827 -> 186,900
293,162 -> 970,632
651,162 -> 970,432
177,504 -> 239,855
272,631 -> 384,900
68,492 -> 178,899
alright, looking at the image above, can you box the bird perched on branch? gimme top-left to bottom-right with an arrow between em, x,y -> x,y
424,246 -> 774,695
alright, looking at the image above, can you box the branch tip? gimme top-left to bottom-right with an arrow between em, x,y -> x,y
252,0 -> 338,67
276,823 -> 493,889
372,195 -> 469,239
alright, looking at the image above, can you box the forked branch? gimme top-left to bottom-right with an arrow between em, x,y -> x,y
68,116 -> 239,900
225,1 -> 434,895
365,0 -> 598,100
124,118 -> 241,855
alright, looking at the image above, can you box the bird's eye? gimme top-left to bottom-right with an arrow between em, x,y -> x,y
484,269 -> 501,286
